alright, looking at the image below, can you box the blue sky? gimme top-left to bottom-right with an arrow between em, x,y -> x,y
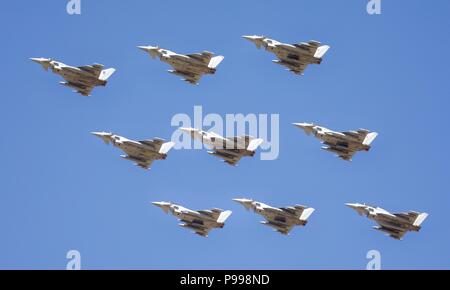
1,1 -> 449,269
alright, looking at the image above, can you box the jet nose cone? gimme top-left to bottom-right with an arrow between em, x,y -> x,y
293,122 -> 313,128
91,131 -> 107,137
30,58 -> 52,71
91,132 -> 113,143
138,45 -> 159,52
233,199 -> 253,211
137,46 -> 150,52
345,203 -> 361,209
179,127 -> 196,134
243,35 -> 265,41
152,201 -> 171,213
30,57 -> 49,64
293,123 -> 315,135
233,198 -> 252,204
242,35 -> 258,42
152,202 -> 164,207
152,201 -> 171,206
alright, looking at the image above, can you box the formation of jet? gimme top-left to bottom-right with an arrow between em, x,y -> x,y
30,58 -> 115,96
152,202 -> 232,237
346,203 -> 428,240
293,123 -> 378,161
91,132 -> 175,170
243,35 -> 330,75
179,128 -> 263,166
138,46 -> 224,85
233,199 -> 315,235
30,37 -> 431,243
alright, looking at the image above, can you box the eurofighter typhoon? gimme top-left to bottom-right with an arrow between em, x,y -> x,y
30,58 -> 115,96
152,202 -> 232,237
243,35 -> 330,75
91,132 -> 175,170
179,128 -> 263,166
346,203 -> 428,240
293,123 -> 378,161
137,46 -> 224,85
233,199 -> 315,235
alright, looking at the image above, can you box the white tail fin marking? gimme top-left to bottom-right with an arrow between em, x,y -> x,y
363,132 -> 378,146
314,45 -> 330,58
217,210 -> 232,224
300,208 -> 315,221
99,68 -> 116,81
247,138 -> 264,152
413,213 -> 428,227
208,56 -> 224,69
159,142 -> 175,155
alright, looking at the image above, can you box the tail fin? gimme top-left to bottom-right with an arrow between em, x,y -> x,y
159,141 -> 175,155
247,138 -> 264,152
208,56 -> 224,69
363,132 -> 378,146
413,213 -> 429,227
300,208 -> 315,221
217,210 -> 232,224
314,45 -> 330,58
99,68 -> 116,81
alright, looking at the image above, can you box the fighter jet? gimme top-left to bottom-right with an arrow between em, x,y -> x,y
91,132 -> 175,170
152,202 -> 232,237
179,127 -> 263,166
137,46 -> 224,85
293,123 -> 378,161
243,35 -> 330,75
30,58 -> 115,96
346,203 -> 428,240
233,199 -> 315,235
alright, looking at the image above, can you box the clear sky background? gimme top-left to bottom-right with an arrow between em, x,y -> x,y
1,1 -> 449,269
